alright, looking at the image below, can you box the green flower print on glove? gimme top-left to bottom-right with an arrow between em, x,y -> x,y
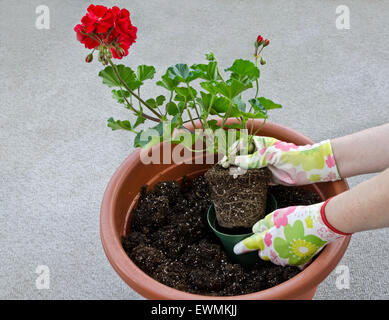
280,143 -> 332,172
273,220 -> 326,265
220,136 -> 341,186
233,202 -> 349,266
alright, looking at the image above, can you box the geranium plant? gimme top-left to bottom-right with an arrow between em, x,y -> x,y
74,4 -> 282,155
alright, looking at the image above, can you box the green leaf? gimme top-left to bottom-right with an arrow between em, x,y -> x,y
257,97 -> 283,110
166,101 -> 179,116
134,121 -> 177,149
209,96 -> 242,117
99,65 -> 142,90
232,96 -> 246,112
207,119 -> 219,131
136,65 -> 156,82
145,96 -> 166,109
196,92 -> 213,109
248,98 -> 267,117
247,97 -> 282,119
168,64 -> 189,81
112,89 -> 130,104
156,95 -> 166,106
224,123 -> 242,129
167,64 -> 199,83
134,122 -> 163,148
171,113 -> 183,127
134,132 -> 160,149
99,65 -> 127,87
241,111 -> 268,119
191,61 -> 219,81
145,98 -> 157,108
200,81 -> 219,96
133,115 -> 146,128
210,96 -> 229,114
175,86 -> 197,101
156,73 -> 180,91
214,78 -> 252,100
177,101 -> 185,113
107,117 -> 132,131
225,59 -> 260,83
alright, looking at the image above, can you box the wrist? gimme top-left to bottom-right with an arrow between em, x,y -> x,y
300,139 -> 341,184
320,198 -> 352,236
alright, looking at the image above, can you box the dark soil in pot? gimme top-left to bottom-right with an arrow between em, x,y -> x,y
204,165 -> 272,229
122,174 -> 322,296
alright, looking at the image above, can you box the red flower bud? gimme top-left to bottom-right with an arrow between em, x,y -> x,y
85,53 -> 93,63
263,39 -> 270,47
260,57 -> 266,65
256,35 -> 264,46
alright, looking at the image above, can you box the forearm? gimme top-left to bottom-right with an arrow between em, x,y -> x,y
331,123 -> 389,178
325,168 -> 389,234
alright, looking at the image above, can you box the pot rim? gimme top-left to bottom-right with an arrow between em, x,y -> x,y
100,119 -> 351,300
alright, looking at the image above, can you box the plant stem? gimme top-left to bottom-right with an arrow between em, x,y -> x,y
137,88 -> 142,110
186,108 -> 196,129
221,100 -> 233,128
121,94 -> 160,123
217,65 -> 225,82
186,83 -> 204,128
206,95 -> 215,117
250,118 -> 267,142
117,81 -> 160,123
248,56 -> 261,136
108,59 -> 162,119
255,78 -> 259,98
193,107 -> 203,127
165,90 -> 174,117
182,117 -> 200,124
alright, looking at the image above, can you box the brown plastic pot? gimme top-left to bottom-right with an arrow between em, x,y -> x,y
100,119 -> 351,300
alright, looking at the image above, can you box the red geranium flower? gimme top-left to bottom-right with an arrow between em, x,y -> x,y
81,4 -> 114,33
74,4 -> 137,61
74,24 -> 100,49
112,7 -> 132,35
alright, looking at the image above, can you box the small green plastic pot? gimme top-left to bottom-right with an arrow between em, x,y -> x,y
207,193 -> 277,268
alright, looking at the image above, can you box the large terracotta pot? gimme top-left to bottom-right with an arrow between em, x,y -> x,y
100,119 -> 351,300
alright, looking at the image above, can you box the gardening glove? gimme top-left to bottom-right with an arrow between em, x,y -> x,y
233,199 -> 351,266
220,136 -> 341,186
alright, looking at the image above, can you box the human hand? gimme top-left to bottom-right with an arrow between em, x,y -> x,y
220,136 -> 341,186
233,200 -> 350,266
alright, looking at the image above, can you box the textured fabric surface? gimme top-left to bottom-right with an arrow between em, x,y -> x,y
0,0 -> 388,299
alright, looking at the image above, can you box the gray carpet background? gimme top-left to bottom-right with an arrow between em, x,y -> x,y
1,0 -> 388,299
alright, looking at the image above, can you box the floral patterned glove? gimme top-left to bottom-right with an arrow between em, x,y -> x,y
233,199 -> 351,266
220,136 -> 341,186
